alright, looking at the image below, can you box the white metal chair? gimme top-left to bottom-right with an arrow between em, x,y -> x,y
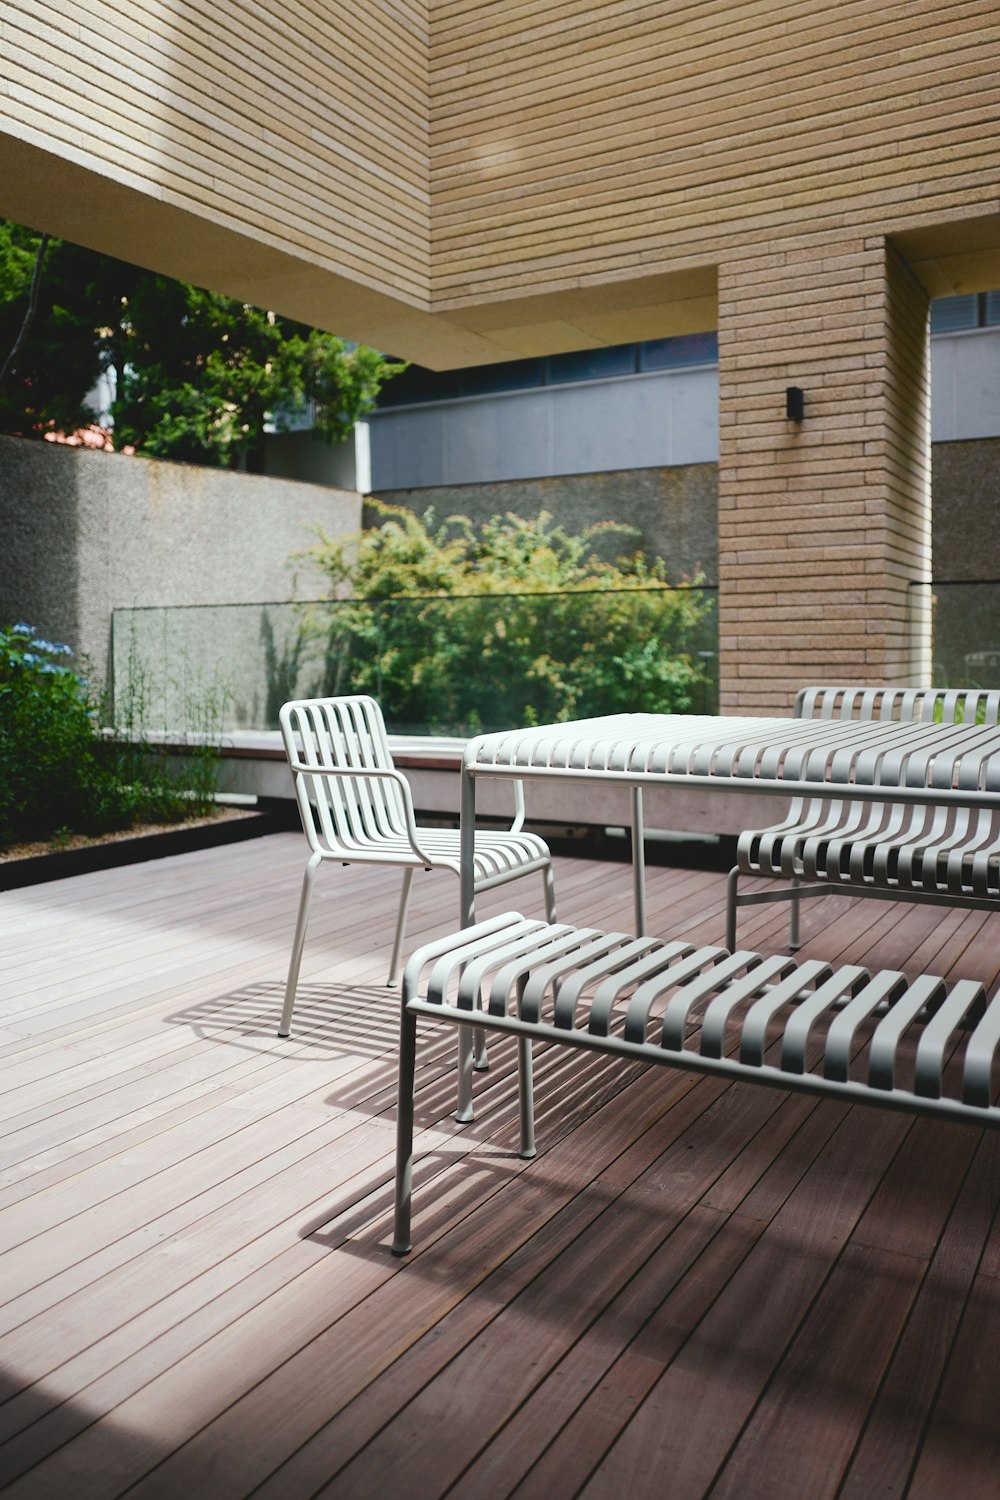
277,695 -> 556,1036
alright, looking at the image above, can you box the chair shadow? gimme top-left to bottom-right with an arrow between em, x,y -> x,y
165,979 -> 403,1059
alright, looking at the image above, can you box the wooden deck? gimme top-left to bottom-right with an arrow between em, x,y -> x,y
2,831 -> 1000,1498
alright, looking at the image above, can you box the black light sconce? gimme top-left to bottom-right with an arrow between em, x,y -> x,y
785,386 -> 805,422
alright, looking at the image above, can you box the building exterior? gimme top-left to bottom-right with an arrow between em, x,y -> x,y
3,1 -> 1000,709
364,304 -> 1000,588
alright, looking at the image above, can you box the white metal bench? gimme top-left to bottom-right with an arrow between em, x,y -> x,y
726,685 -> 1000,952
391,911 -> 1000,1254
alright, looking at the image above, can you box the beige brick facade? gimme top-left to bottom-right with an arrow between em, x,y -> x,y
1,0 -> 998,709
718,238 -> 931,711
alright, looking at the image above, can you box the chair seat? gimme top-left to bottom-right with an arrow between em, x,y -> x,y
313,824 -> 550,878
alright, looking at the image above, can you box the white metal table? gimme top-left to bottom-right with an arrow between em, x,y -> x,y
459,712 -> 1000,933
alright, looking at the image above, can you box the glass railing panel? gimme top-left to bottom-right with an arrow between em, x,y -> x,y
908,580 -> 1000,688
112,585 -> 718,735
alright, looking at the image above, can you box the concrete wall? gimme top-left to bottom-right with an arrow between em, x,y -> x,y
0,435 -> 361,698
931,331 -> 1000,444
263,428 -> 362,493
933,439 -> 1000,580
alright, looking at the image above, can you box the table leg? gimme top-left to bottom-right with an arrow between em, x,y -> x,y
457,762 -> 478,1121
630,784 -> 647,936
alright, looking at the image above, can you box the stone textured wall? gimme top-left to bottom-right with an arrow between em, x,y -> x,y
0,435 -> 361,685
932,440 -> 1000,580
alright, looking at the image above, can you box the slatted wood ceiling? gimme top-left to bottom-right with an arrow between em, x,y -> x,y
5,0 -> 998,324
3,0 -> 430,302
429,0 -> 1000,303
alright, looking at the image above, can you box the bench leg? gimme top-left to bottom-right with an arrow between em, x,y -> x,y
790,875 -> 801,951
518,1036 -> 536,1158
726,865 -> 740,952
456,1025 -> 476,1122
392,1001 -> 418,1256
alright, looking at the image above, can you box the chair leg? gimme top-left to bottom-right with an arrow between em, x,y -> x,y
387,867 -> 414,987
279,852 -> 322,1037
391,998 -> 418,1256
542,861 -> 557,922
725,865 -> 740,951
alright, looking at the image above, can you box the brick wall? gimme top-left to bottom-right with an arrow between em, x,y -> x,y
717,238 -> 930,712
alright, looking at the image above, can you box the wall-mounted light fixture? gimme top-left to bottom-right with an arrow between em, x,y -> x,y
785,386 -> 805,422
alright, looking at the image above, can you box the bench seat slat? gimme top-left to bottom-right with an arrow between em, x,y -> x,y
589,940 -> 693,1036
915,980 -> 987,1099
702,955 -> 803,1061
392,912 -> 1000,1254
963,998 -> 1000,1107
778,966 -> 862,1073
868,976 -> 948,1091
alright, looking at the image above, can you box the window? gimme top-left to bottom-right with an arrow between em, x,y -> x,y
546,345 -> 637,383
930,293 -> 1000,334
376,332 -> 721,408
640,332 -> 719,369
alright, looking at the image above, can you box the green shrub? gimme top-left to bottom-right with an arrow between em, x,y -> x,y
302,505 -> 717,733
0,622 -> 219,849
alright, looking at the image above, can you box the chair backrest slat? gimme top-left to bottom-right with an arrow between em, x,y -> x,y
279,696 -> 408,856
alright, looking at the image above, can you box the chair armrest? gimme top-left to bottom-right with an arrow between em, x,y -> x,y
286,760 -> 437,865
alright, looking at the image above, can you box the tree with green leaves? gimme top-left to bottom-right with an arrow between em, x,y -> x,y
303,504 -> 717,733
0,220 -> 405,467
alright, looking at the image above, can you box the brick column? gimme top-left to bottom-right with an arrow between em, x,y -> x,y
717,237 -> 931,714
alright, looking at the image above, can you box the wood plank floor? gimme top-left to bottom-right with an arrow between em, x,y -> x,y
2,831 -> 1000,1498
